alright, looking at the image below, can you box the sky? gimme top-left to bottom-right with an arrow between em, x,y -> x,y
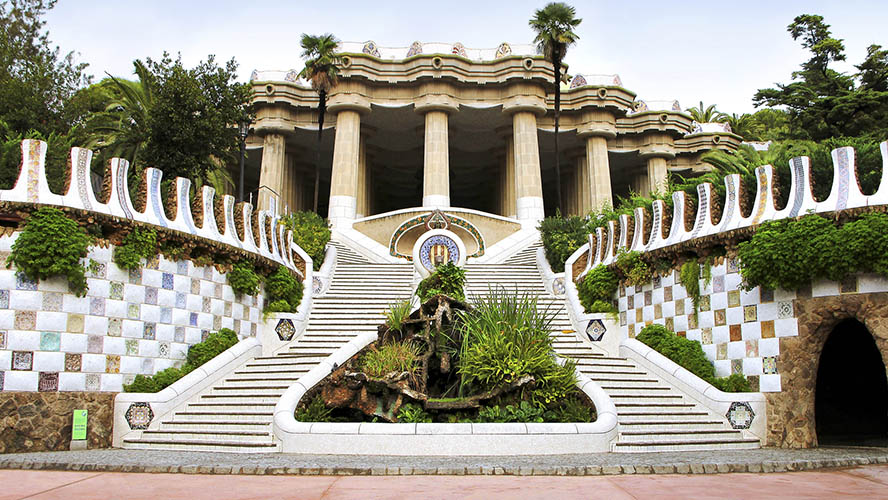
44,0 -> 887,115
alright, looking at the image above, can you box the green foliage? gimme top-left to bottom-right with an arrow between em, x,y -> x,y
227,260 -> 261,296
680,259 -> 711,314
296,394 -> 333,422
359,340 -> 421,378
112,226 -> 158,270
636,324 -> 750,392
586,300 -> 618,315
538,214 -> 594,272
710,373 -> 752,393
396,403 -> 432,423
577,265 -> 618,313
477,401 -> 545,423
0,0 -> 90,137
544,396 -> 595,423
456,288 -> 577,405
124,328 -> 237,392
615,250 -> 651,287
739,212 -> 888,291
416,262 -> 466,302
384,299 -> 413,332
7,206 -> 91,296
0,128 -> 76,193
263,266 -> 304,313
280,211 -> 331,271
186,328 -> 238,367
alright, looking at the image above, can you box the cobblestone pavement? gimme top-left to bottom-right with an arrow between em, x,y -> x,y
1,447 -> 886,476
1,465 -> 887,499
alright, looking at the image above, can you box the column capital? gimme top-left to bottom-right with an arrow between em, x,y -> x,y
414,95 -> 459,115
502,96 -> 547,117
327,93 -> 372,115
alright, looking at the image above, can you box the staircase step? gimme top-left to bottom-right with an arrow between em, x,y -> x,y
613,438 -> 760,452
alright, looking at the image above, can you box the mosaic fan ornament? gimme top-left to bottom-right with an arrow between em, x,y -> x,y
276,318 -> 296,341
406,41 -> 423,57
419,235 -> 460,272
312,276 -> 324,295
451,42 -> 467,58
726,401 -> 755,429
362,41 -> 381,57
125,402 -> 154,430
586,319 -> 606,342
552,277 -> 566,296
495,42 -> 512,58
570,74 -> 587,89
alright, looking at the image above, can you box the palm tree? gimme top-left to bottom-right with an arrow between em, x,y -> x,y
530,2 -> 581,215
686,101 -> 728,123
84,60 -> 155,168
299,33 -> 343,213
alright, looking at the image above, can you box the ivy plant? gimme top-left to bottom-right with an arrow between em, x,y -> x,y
576,265 -> 618,313
113,226 -> 158,270
680,259 -> 711,315
227,259 -> 261,296
615,249 -> 652,287
8,207 -> 91,296
264,265 -> 304,313
281,211 -> 331,271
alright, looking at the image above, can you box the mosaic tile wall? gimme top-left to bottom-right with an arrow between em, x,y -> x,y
617,258 -> 888,393
0,236 -> 263,393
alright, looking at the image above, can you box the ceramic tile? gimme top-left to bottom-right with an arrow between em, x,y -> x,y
250,323 -> 257,337
644,291 -> 652,306
627,295 -> 634,309
89,297 -> 105,316
40,331 -> 61,351
125,339 -> 139,356
712,275 -> 725,293
201,330 -> 209,342
189,312 -> 198,326
105,354 -> 120,373
0,371 -> 4,390
727,290 -> 741,308
653,276 -> 661,289
14,310 -> 36,330
42,292 -> 63,312
0,330 -> 5,349
761,320 -> 775,339
108,318 -> 122,336
676,330 -> 686,338
16,272 -> 37,291
654,304 -> 662,319
224,301 -> 232,316
84,373 -> 100,391
760,287 -> 774,303
729,324 -> 742,342
746,340 -> 759,357
144,287 -> 158,305
0,289 -> 8,309
110,281 -> 124,300
744,305 -> 757,322
840,275 -> 858,294
714,309 -> 726,326
727,257 -> 740,274
177,260 -> 189,275
731,359 -> 742,374
674,298 -> 684,316
203,267 -> 213,280
159,342 -> 170,358
635,308 -> 643,323
160,307 -> 172,324
778,301 -> 794,319
64,353 -> 82,372
174,326 -> 185,342
146,254 -> 159,270
688,313 -> 698,329
191,278 -> 200,294
763,356 -> 778,374
162,273 -> 174,290
699,295 -> 710,312
13,351 -> 33,370
701,328 -> 713,344
128,267 -> 142,284
213,315 -> 222,330
214,283 -> 222,298
143,322 -> 156,340
87,335 -> 103,353
664,317 -> 674,332
66,313 -> 84,333
38,371 -> 58,392
201,296 -> 211,313
175,292 -> 186,308
87,261 -> 106,279
663,286 -> 673,302
128,303 -> 140,319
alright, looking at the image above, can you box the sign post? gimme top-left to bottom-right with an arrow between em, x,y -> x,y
70,409 -> 87,450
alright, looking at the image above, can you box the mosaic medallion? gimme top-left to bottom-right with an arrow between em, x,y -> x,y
362,40 -> 380,57
406,41 -> 423,57
419,235 -> 460,272
552,277 -> 565,296
570,74 -> 587,88
495,42 -> 512,58
125,402 -> 154,430
312,276 -> 323,295
586,319 -> 606,342
276,318 -> 296,341
726,401 -> 755,430
12,351 -> 33,371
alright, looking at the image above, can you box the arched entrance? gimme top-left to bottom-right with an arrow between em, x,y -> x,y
815,319 -> 888,446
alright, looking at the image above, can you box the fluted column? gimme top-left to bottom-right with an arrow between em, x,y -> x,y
328,109 -> 361,226
257,132 -> 285,214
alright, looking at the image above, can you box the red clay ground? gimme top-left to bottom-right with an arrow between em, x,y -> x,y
1,465 -> 887,499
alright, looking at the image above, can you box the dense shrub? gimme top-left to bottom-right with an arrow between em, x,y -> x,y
636,324 -> 750,392
124,328 -> 239,392
227,259 -> 261,296
577,265 -> 618,313
8,207 -> 91,296
264,266 -> 304,313
456,288 -> 577,405
738,212 -> 888,291
295,394 -> 333,422
680,259 -> 711,314
416,262 -> 466,302
360,340 -> 421,378
113,226 -> 158,270
538,215 -> 594,272
281,211 -> 331,271
615,250 -> 652,287
396,403 -> 433,423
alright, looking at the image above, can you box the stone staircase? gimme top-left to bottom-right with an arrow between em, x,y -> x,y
464,242 -> 760,453
122,239 -> 414,452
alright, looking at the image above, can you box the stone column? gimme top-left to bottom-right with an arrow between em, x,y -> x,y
416,96 -> 457,208
356,135 -> 367,218
586,136 -> 612,211
257,132 -> 285,214
328,110 -> 361,226
646,157 -> 668,194
512,111 -> 545,221
640,132 -> 675,196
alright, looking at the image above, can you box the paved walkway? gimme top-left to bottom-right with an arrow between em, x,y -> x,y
2,465 -> 887,499
1,447 -> 887,476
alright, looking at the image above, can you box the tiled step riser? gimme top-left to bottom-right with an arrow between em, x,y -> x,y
196,395 -> 282,404
610,395 -> 688,404
577,371 -> 651,381
122,442 -> 280,453
619,414 -> 721,423
614,441 -> 760,453
599,387 -> 674,396
174,413 -> 272,423
620,422 -> 728,432
618,432 -> 746,443
186,404 -> 275,412
158,422 -> 272,433
220,379 -> 302,388
210,388 -> 286,396
140,431 -> 272,442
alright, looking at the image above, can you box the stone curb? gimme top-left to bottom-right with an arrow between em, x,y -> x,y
1,456 -> 886,476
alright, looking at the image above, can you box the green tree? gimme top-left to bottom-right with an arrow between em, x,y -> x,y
530,2 -> 581,215
0,0 -> 89,135
686,101 -> 727,123
753,14 -> 888,140
299,33 -> 342,213
141,52 -> 252,190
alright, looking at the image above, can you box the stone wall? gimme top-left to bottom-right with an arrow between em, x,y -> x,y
765,292 -> 888,448
0,391 -> 114,453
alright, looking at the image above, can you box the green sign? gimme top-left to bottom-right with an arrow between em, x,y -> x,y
72,409 -> 87,440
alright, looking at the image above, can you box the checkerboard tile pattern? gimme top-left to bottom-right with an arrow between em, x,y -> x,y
0,239 -> 264,392
618,260 -> 798,392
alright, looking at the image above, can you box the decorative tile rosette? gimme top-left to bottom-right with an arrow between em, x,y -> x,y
411,229 -> 467,277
